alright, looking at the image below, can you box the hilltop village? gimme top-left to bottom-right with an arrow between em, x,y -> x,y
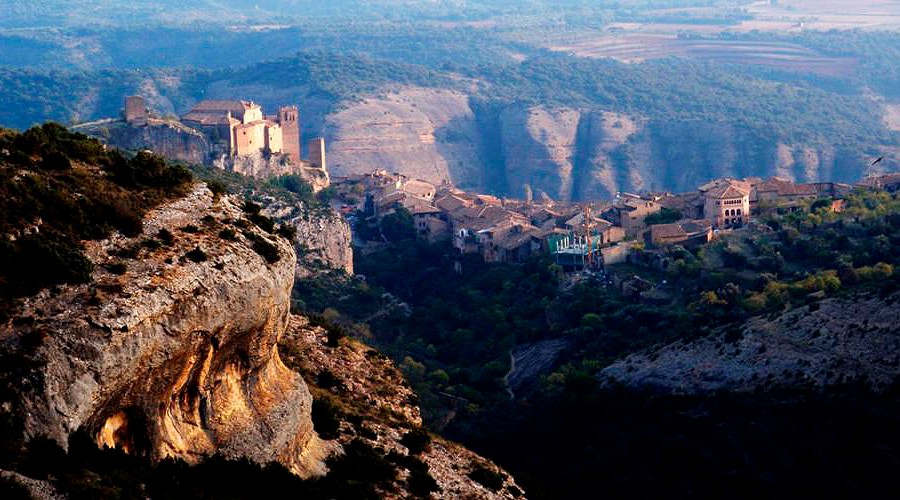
75,99 -> 900,276
332,170 -> 900,271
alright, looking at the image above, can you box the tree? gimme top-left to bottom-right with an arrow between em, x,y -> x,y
381,207 -> 416,242
644,208 -> 683,226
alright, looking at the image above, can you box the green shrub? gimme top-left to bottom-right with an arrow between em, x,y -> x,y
156,229 -> 174,246
39,150 -> 72,171
249,213 -> 275,233
400,428 -> 432,455
644,207 -> 682,226
245,233 -> 281,264
141,238 -> 162,250
185,246 -> 208,263
407,460 -> 440,497
468,465 -> 505,491
324,439 -> 397,493
0,233 -> 93,296
207,180 -> 228,201
317,369 -> 340,389
242,200 -> 262,215
218,228 -> 238,241
311,398 -> 342,440
106,262 -> 128,275
277,224 -> 297,241
326,323 -> 346,348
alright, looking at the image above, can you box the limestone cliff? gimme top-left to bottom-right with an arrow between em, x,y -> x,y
320,92 -> 890,200
600,290 -> 900,395
8,186 -> 326,476
289,209 -> 354,278
324,88 -> 484,190
261,199 -> 354,278
499,106 -> 580,200
75,120 -> 211,165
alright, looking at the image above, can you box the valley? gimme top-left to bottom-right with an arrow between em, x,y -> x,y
2,1 -> 900,498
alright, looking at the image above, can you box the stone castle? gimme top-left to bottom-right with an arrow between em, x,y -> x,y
122,96 -> 328,189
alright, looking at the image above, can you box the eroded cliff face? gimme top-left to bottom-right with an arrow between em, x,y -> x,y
499,106 -> 580,200
324,88 -> 485,190
262,200 -> 354,278
321,91 -> 888,200
9,186 -> 326,476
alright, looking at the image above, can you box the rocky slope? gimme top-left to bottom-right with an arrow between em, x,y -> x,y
280,316 -> 523,499
600,289 -> 900,395
6,185 -> 328,476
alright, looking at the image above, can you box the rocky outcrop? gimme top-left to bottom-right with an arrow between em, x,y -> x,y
76,120 -> 211,165
504,338 -> 570,399
262,200 -> 354,278
7,186 -> 326,476
289,209 -> 353,278
215,150 -> 325,184
324,88 -> 484,190
600,290 -> 900,395
1,182 -> 518,496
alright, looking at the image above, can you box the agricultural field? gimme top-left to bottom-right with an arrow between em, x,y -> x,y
549,34 -> 857,76
742,0 -> 900,32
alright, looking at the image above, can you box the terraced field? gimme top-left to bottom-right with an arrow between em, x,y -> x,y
550,34 -> 857,76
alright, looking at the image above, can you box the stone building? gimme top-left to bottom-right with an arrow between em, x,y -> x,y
182,100 -> 300,162
308,137 -> 326,170
277,107 -> 301,164
602,194 -> 662,236
648,220 -> 713,248
701,179 -> 751,229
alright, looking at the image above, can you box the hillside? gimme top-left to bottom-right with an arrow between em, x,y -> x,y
0,126 -> 518,498
4,38 -> 898,198
602,288 -> 900,393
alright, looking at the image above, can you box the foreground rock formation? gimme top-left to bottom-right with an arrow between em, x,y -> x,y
600,290 -> 900,394
3,182 -> 518,496
8,186 -> 327,476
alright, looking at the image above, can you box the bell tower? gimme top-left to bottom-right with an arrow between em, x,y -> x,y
277,106 -> 301,165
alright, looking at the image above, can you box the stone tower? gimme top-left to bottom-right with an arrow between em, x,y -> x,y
277,106 -> 301,165
309,137 -> 326,171
124,96 -> 148,126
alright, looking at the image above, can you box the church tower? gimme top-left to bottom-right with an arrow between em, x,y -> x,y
277,106 -> 301,165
